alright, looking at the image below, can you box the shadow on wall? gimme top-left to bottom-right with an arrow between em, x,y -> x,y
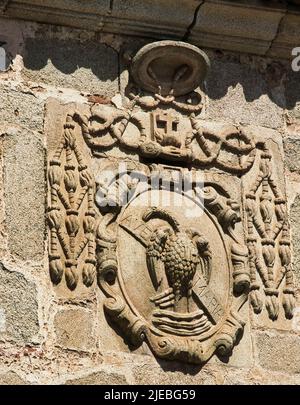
23,38 -> 118,80
20,38 -> 120,96
284,70 -> 300,110
202,50 -> 300,110
1,32 -> 300,109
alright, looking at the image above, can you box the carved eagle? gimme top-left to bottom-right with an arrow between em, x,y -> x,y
143,207 -> 212,313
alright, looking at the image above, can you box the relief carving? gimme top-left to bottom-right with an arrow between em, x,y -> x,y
95,164 -> 247,363
48,115 -> 97,290
47,41 -> 295,364
245,150 -> 295,320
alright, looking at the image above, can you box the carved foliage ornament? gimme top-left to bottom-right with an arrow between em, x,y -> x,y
47,41 -> 295,364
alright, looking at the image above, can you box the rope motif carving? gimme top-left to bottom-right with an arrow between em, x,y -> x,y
72,107 -> 257,175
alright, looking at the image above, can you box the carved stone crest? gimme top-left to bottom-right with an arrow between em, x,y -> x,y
95,166 -> 249,363
47,41 -> 295,364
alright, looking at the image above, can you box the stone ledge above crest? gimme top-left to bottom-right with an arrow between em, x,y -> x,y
0,0 -> 300,60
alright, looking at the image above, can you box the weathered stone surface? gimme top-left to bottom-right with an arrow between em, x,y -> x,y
132,362 -> 218,385
205,56 -> 284,129
254,331 -> 300,374
191,1 -> 285,55
111,0 -> 197,37
284,136 -> 300,173
268,13 -> 300,59
291,194 -> 300,286
0,18 -> 29,61
54,308 -> 96,351
214,304 -> 254,369
23,39 -> 119,96
97,289 -> 131,354
44,41 -> 295,368
44,98 -> 90,158
223,367 -> 300,385
65,369 -> 128,385
285,70 -> 300,112
3,1 -> 300,60
2,127 -> 45,261
1,1 -> 110,32
0,11 -> 300,384
0,371 -> 29,385
0,83 -> 44,132
47,100 -> 250,363
0,265 -> 39,344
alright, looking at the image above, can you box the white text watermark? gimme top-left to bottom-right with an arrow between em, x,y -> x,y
94,162 -> 205,218
292,47 -> 300,72
0,46 -> 6,71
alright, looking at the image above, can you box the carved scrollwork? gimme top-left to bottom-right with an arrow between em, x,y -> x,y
148,335 -> 208,364
214,310 -> 245,357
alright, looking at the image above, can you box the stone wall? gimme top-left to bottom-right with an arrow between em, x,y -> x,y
0,15 -> 300,385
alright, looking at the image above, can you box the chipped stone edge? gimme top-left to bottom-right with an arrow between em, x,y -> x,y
0,0 -> 300,59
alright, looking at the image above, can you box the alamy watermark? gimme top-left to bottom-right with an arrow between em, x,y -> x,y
292,47 -> 300,72
94,162 -> 205,218
0,46 -> 6,71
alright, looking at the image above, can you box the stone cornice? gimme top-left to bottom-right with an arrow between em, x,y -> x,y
0,0 -> 299,59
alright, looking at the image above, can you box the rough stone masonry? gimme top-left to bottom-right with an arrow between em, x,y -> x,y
0,0 -> 300,385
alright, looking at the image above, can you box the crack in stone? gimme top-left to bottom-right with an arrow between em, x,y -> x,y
266,7 -> 287,56
182,0 -> 205,42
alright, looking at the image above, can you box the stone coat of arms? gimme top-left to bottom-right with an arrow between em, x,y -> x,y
47,41 -> 295,364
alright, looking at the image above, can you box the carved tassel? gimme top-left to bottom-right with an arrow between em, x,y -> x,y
49,256 -> 64,284
260,196 -> 273,232
82,208 -> 96,286
48,161 -> 62,187
47,209 -> 62,230
283,288 -> 295,319
279,242 -> 291,267
64,170 -> 77,193
65,212 -> 80,237
79,168 -> 93,188
261,240 -> 275,283
274,198 -> 286,222
64,117 -> 76,149
83,213 -> 96,234
65,259 -> 79,290
265,289 -> 279,321
250,284 -> 263,314
82,259 -> 96,287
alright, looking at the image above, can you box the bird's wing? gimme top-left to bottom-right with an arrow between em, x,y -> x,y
146,228 -> 169,290
146,253 -> 165,290
196,238 -> 212,284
